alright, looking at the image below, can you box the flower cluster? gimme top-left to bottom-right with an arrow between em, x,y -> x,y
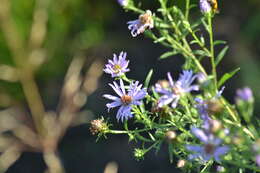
103,52 -> 147,122
92,0 -> 260,172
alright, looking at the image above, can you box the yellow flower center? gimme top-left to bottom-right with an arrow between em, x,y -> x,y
113,64 -> 122,73
172,86 -> 182,95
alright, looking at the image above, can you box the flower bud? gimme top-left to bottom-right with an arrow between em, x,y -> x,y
216,166 -> 225,172
117,0 -> 128,6
209,119 -> 222,133
177,159 -> 186,168
165,130 -> 177,143
235,87 -> 253,103
256,155 -> 260,167
199,0 -> 212,14
206,99 -> 223,115
134,148 -> 145,160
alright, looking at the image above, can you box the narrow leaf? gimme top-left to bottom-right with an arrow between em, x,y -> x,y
215,46 -> 229,66
144,69 -> 153,88
193,50 -> 210,57
159,51 -> 178,59
214,40 -> 227,46
218,68 -> 240,88
154,37 -> 166,43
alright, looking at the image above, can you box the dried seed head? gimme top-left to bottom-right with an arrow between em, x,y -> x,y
89,119 -> 108,135
139,10 -> 153,27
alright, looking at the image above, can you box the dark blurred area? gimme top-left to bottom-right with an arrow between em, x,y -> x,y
1,0 -> 260,173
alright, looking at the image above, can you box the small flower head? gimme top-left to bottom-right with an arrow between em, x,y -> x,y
89,118 -> 109,135
235,87 -> 253,102
186,127 -> 229,163
155,70 -> 198,108
127,10 -> 154,37
103,52 -> 130,78
103,79 -> 147,122
200,0 -> 212,13
117,0 -> 128,6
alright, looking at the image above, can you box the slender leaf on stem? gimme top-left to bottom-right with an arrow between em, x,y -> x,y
144,69 -> 153,88
159,51 -> 178,59
218,67 -> 240,88
154,37 -> 166,43
215,46 -> 229,66
214,40 -> 227,46
168,143 -> 174,163
193,50 -> 210,57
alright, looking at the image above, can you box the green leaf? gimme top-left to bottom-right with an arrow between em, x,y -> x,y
218,68 -> 240,88
154,37 -> 166,43
190,40 -> 199,45
215,46 -> 229,66
214,40 -> 227,46
159,51 -> 178,59
144,69 -> 153,88
193,50 -> 210,57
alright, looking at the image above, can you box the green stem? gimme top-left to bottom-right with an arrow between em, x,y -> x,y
144,141 -> 161,153
200,160 -> 213,173
208,14 -> 218,92
185,0 -> 190,20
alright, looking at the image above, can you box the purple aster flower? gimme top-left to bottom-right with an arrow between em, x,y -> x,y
103,79 -> 147,122
200,0 -> 212,13
235,87 -> 253,102
155,70 -> 199,108
186,127 -> 229,163
103,52 -> 130,78
256,155 -> 260,167
127,10 -> 154,37
117,0 -> 128,6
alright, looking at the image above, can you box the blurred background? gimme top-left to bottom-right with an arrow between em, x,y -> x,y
0,0 -> 259,172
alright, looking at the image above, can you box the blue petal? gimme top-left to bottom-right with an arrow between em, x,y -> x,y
191,127 -> 208,143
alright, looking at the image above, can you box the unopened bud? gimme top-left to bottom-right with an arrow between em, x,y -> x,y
134,148 -> 145,160
206,99 -> 223,115
232,136 -> 244,145
177,159 -> 186,168
209,119 -> 222,133
157,80 -> 170,89
235,87 -> 253,103
216,166 -> 225,172
165,130 -> 177,142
